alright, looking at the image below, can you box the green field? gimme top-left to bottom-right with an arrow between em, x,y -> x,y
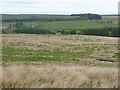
2,14 -> 77,20
2,14 -> 118,31
2,34 -> 118,66
3,20 -> 117,30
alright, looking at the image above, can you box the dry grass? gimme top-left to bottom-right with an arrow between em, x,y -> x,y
0,66 -> 2,88
102,16 -> 118,19
2,34 -> 118,88
2,34 -> 118,60
1,63 -> 118,88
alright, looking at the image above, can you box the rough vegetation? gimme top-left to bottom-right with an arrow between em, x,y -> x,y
1,14 -> 119,88
2,63 -> 118,88
1,34 -> 118,88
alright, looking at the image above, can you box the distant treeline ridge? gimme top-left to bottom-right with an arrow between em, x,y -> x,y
2,14 -> 102,22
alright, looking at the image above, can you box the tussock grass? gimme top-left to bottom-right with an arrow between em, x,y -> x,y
2,64 -> 118,88
2,34 -> 118,62
0,66 -> 2,88
2,34 -> 118,88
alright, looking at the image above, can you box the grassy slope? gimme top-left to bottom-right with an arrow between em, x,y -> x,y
2,14 -> 75,19
2,20 -> 117,31
2,34 -> 118,88
2,34 -> 118,67
2,14 -> 118,31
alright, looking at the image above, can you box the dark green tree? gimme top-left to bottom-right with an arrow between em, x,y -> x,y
15,22 -> 24,28
64,30 -> 71,35
70,30 -> 77,34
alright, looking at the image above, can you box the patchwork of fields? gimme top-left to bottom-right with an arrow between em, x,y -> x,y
102,16 -> 118,24
1,34 -> 118,88
2,20 -> 117,32
2,15 -> 118,31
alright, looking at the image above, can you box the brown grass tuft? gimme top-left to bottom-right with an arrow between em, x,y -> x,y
2,64 -> 118,88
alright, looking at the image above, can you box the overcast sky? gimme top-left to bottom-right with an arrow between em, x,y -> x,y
0,0 -> 119,15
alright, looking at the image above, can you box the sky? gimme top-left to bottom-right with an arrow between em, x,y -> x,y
0,0 -> 119,15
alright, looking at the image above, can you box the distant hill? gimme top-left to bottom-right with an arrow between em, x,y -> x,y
2,14 -> 102,22
71,13 -> 101,20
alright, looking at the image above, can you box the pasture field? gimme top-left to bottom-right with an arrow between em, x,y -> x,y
1,34 -> 118,88
2,20 -> 117,31
2,14 -> 77,20
2,14 -> 118,31
102,16 -> 118,25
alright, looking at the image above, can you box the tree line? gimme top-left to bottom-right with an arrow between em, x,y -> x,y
2,14 -> 102,22
3,27 -> 118,37
2,17 -> 81,22
71,13 -> 101,20
2,22 -> 119,37
58,27 -> 119,37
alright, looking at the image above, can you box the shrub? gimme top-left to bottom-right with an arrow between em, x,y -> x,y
108,31 -> 113,37
15,22 -> 24,28
77,31 -> 84,35
70,30 -> 77,34
14,27 -> 55,34
2,29 -> 14,34
64,30 -> 71,35
56,32 -> 62,35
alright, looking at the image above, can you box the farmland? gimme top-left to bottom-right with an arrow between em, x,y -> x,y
3,20 -> 114,30
1,14 -> 119,88
1,34 -> 118,88
102,16 -> 118,25
2,14 -> 118,31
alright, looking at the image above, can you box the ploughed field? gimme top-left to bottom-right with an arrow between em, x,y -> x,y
1,34 -> 118,88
